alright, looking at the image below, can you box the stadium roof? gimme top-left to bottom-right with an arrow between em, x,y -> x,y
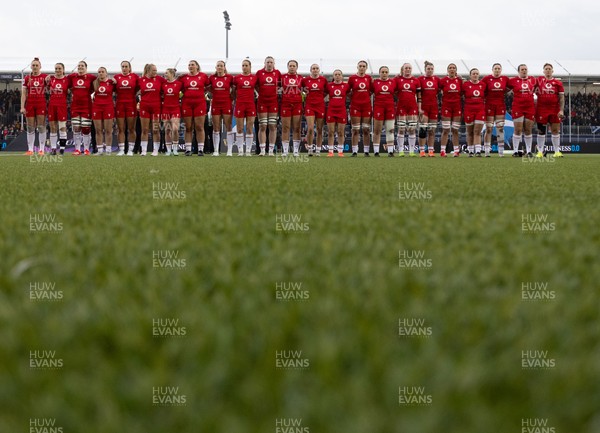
2,57 -> 600,83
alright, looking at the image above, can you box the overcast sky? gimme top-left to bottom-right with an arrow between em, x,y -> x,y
4,0 -> 599,74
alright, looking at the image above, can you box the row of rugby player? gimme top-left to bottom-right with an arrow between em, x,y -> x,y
20,57 -> 565,158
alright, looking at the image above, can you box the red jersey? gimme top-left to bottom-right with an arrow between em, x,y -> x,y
68,73 -> 96,107
536,76 -> 564,108
162,80 -> 183,108
372,78 -> 396,105
208,74 -> 234,104
179,73 -> 209,102
395,76 -> 421,105
48,76 -> 69,104
24,74 -> 48,102
439,76 -> 463,105
233,74 -> 257,104
326,82 -> 350,111
93,80 -> 115,106
139,76 -> 166,105
281,73 -> 303,103
301,76 -> 328,106
113,73 -> 139,104
482,75 -> 509,105
418,75 -> 440,106
256,68 -> 281,101
462,80 -> 486,109
348,74 -> 372,105
508,77 -> 537,104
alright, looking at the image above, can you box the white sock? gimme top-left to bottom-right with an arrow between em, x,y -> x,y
453,144 -> 460,153
166,143 -> 172,152
141,140 -> 148,154
537,135 -> 545,153
282,141 -> 289,155
475,144 -> 481,153
153,141 -> 159,152
213,132 -> 220,152
524,135 -> 532,153
198,142 -> 205,152
27,131 -> 35,151
408,134 -> 416,153
227,139 -> 233,154
551,134 -> 560,152
387,142 -> 394,153
396,135 -> 405,152
82,134 -> 91,151
185,143 -> 192,152
468,145 -> 474,154
227,131 -> 236,149
245,134 -> 253,152
97,144 -> 104,154
50,132 -> 58,149
512,135 -> 522,153
352,145 -> 358,153
73,132 -> 81,151
374,144 -> 380,154
364,142 -> 370,153
236,133 -> 244,152
484,141 -> 491,155
118,142 -> 125,151
293,140 -> 300,153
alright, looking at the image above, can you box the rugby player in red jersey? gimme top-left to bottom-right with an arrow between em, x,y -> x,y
233,59 -> 257,156
462,68 -> 487,157
372,66 -> 396,157
418,61 -> 441,156
67,61 -> 96,155
46,63 -> 69,155
208,60 -> 235,156
180,60 -> 209,156
439,63 -> 463,157
325,70 -> 349,157
138,63 -> 165,156
114,60 -> 139,156
21,58 -> 47,155
507,64 -> 537,157
348,60 -> 372,156
482,63 -> 509,156
535,63 -> 565,157
395,63 -> 421,156
256,56 -> 281,156
280,60 -> 303,156
162,68 -> 183,156
92,67 -> 116,155
301,64 -> 328,156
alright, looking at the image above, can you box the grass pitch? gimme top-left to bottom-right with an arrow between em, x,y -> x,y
0,152 -> 599,433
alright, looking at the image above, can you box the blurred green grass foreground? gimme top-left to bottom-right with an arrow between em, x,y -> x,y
0,153 -> 599,432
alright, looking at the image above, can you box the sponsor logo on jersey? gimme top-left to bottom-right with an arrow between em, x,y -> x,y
289,78 -> 296,85
147,83 -> 154,89
77,79 -> 84,86
403,83 -> 410,90
266,76 -> 273,83
359,82 -> 366,90
311,83 -> 318,89
494,82 -> 501,88
382,85 -> 389,92
55,84 -> 62,90
122,80 -> 129,87
167,88 -> 174,94
522,83 -> 529,89
334,89 -> 341,96
243,80 -> 250,86
545,83 -> 552,89
99,86 -> 106,93
473,90 -> 480,97
190,81 -> 198,87
216,81 -> 224,87
426,81 -> 433,88
450,83 -> 457,90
